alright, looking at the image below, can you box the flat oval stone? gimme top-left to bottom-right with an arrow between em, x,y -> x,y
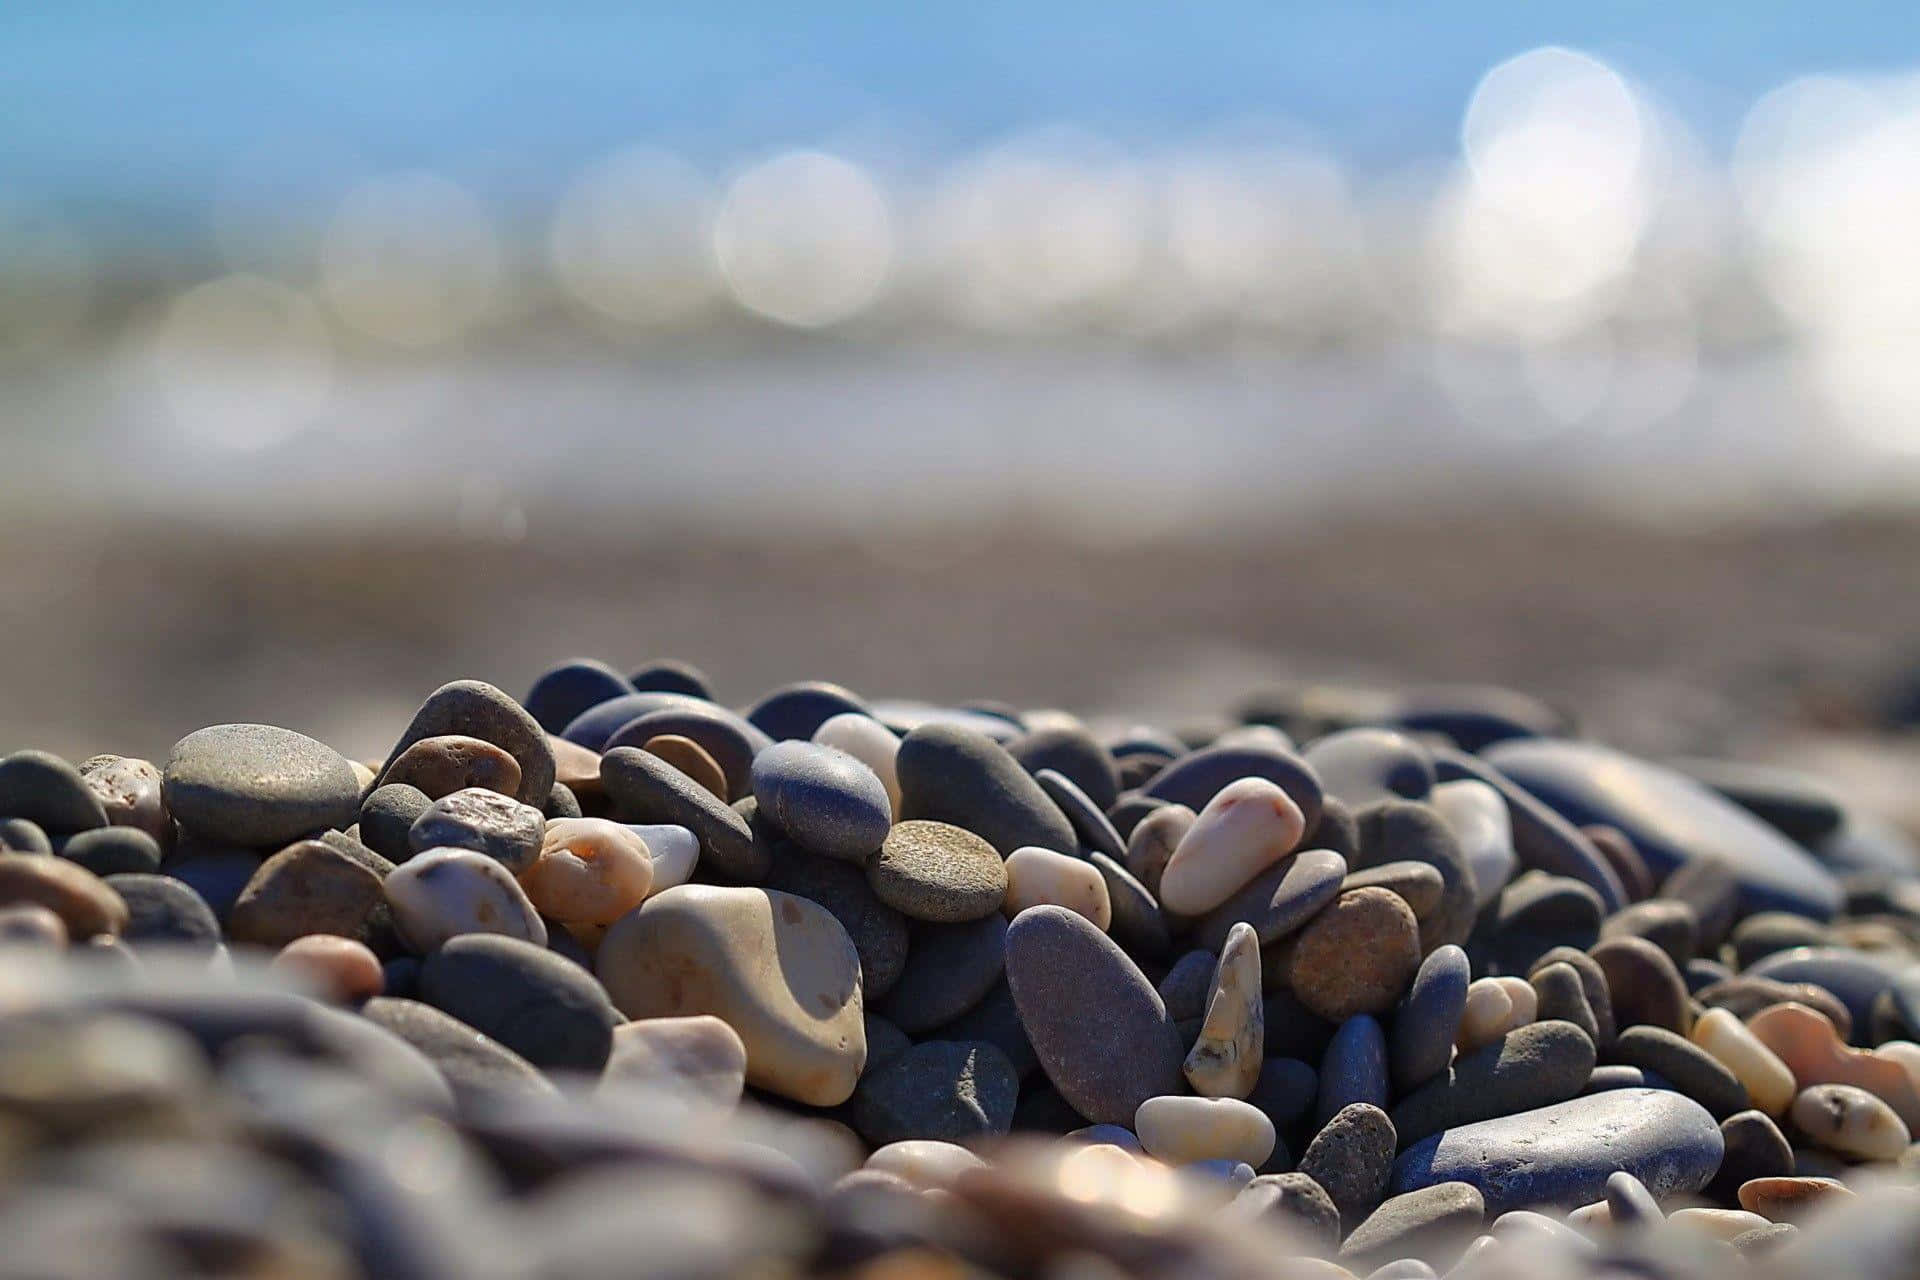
77,754 -> 169,843
812,713 -> 901,819
163,726 -> 360,848
764,846 -> 909,1001
745,680 -> 868,743
1123,802 -> 1193,898
1004,846 -> 1110,930
0,817 -> 52,853
383,847 -> 547,953
606,706 -> 759,801
1665,757 -> 1846,847
1601,899 -> 1699,967
1142,744 -> 1324,834
1005,904 -> 1184,1125
1393,945 -> 1471,1093
1483,739 -> 1840,920
229,838 -> 384,948
878,913 -> 1008,1033
1430,748 -> 1625,913
600,1014 -> 747,1107
596,884 -> 866,1105
523,659 -> 635,734
1299,1101 -> 1397,1221
271,934 -> 384,1002
1391,1088 -> 1723,1215
1352,800 -> 1478,952
407,787 -> 545,875
896,725 -> 1077,858
1612,1025 -> 1749,1119
1486,874 -> 1604,974
1304,728 -> 1436,809
1034,768 -> 1127,861
750,741 -> 892,863
849,1039 -> 1018,1146
567,691 -> 763,755
1735,1174 -> 1853,1223
866,819 -> 1005,923
1161,777 -> 1307,916
0,852 -> 127,937
373,680 -> 556,807
1430,780 -> 1516,911
1285,887 -> 1422,1021
1088,851 -> 1168,961
57,827 -> 162,878
106,872 -> 219,952
419,933 -> 622,1074
0,750 -> 109,834
1391,1020 -> 1597,1147
1010,724 -> 1120,812
1690,1008 -> 1796,1117
361,996 -> 556,1107
600,747 -> 767,882
1529,962 -> 1600,1047
627,659 -> 711,698
1791,1083 -> 1909,1161
1135,1094 -> 1275,1166
1316,1020 -> 1389,1134
1339,1182 -> 1485,1273
1590,935 -> 1691,1035
382,734 -> 524,802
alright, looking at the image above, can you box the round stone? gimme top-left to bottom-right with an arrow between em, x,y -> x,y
228,838 -> 384,948
1009,724 -> 1120,813
271,934 -> 384,1002
764,845 -> 909,1001
745,680 -> 868,743
865,820 -> 1006,924
1303,728 -> 1435,809
407,787 -> 546,875
1135,1095 -> 1276,1167
895,725 -> 1080,862
878,913 -> 1007,1033
420,933 -> 623,1074
373,680 -> 556,807
358,783 -> 431,863
0,902 -> 66,947
383,847 -> 547,953
1160,777 -> 1307,916
1430,779 -> 1515,911
1390,1020 -> 1598,1146
812,713 -> 901,819
77,754 -> 169,844
849,1039 -> 1019,1146
1005,904 -> 1184,1125
1602,899 -> 1700,967
600,747 -> 766,882
0,852 -> 126,937
522,658 -> 635,734
600,1014 -> 747,1107
382,735 -> 524,801
1392,945 -> 1470,1093
520,818 -> 655,926
1298,1102 -> 1397,1221
0,750 -> 108,835
640,735 -> 728,801
1285,888 -> 1422,1021
1705,1110 -> 1794,1204
0,818 -> 52,853
57,827 -> 162,878
864,1139 -> 988,1189
1736,1175 -> 1854,1223
1003,846 -> 1110,930
163,725 -> 360,848
1343,861 -> 1444,920
1611,1025 -> 1749,1119
596,884 -> 866,1106
1791,1083 -> 1910,1161
627,659 -> 712,699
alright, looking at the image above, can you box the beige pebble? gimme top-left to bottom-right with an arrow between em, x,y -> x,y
600,1014 -> 747,1108
865,1140 -> 987,1189
383,847 -> 547,952
522,818 -> 655,925
384,734 -> 523,800
641,735 -> 729,802
1158,778 -> 1305,916
1791,1083 -> 1911,1161
1737,1175 -> 1855,1223
1184,921 -> 1264,1099
1566,1200 -> 1610,1231
1003,846 -> 1111,929
1134,1095 -> 1276,1167
1491,976 -> 1537,1027
813,713 -> 901,820
1123,803 -> 1194,899
1666,1207 -> 1772,1241
78,754 -> 170,844
1691,1007 -> 1796,1117
271,934 -> 384,1003
349,759 -> 377,791
596,884 -> 866,1106
1456,979 -> 1516,1054
1747,1002 -> 1920,1129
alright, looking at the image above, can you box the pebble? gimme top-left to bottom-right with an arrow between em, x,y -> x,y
1003,845 -> 1111,929
1583,823 -> 1656,902
1194,847 -> 1348,954
864,1139 -> 988,1188
1122,802 -> 1193,897
850,1039 -> 1018,1146
600,1014 -> 747,1107
1705,1108 -> 1795,1204
0,852 -> 127,937
270,934 -> 384,1002
406,786 -> 546,874
764,844 -> 909,1001
522,658 -> 636,734
382,734 -> 524,801
812,713 -> 901,817
1034,767 -> 1128,861
76,754 -> 169,844
1185,922 -> 1264,1098
750,741 -> 893,863
1391,945 -> 1469,1093
360,996 -> 556,1106
1141,744 -> 1324,834
1010,725 -> 1121,813
1603,1169 -> 1664,1226
1611,1025 -> 1749,1119
1089,850 -> 1169,960
1429,779 -> 1515,912
1317,1014 -> 1389,1129
1303,728 -> 1435,809
1747,946 -> 1905,1044
357,782 -> 431,863
929,981 -> 1037,1078
1229,1172 -> 1343,1252
1791,1083 -> 1911,1160
1430,748 -> 1625,913
865,819 -> 1005,923
1005,904 -> 1183,1125
0,816 -> 52,853
1746,1000 -> 1920,1128
1690,1007 -> 1796,1116
600,746 -> 767,882
162,725 -> 360,848
0,902 -> 66,947
1285,887 -> 1422,1021
1485,873 -> 1604,974
895,724 -> 1078,858
603,706 -> 757,800
1699,975 -> 1853,1037
1736,1174 -> 1854,1223
1299,1102 -> 1398,1221
228,838 -> 384,948
1668,1206 -> 1772,1240
879,912 -> 1007,1033
1731,910 -> 1832,970
1339,1182 -> 1485,1272
1392,1088 -> 1722,1215
634,734 -> 727,801
57,826 -> 162,877
1391,1020 -> 1597,1146
597,884 -> 866,1105
745,680 -> 868,743
1529,961 -> 1600,1047
1135,1095 -> 1276,1167
1600,898 -> 1699,967
520,817 -> 655,925
628,822 -> 699,891
1160,777 -> 1307,916
0,749 -> 109,834
1352,800 -> 1477,952
383,847 -> 548,952
1588,934 -> 1691,1036
417,931 -> 622,1074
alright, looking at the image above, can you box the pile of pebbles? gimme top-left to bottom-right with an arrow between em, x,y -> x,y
3,661 -> 1920,1278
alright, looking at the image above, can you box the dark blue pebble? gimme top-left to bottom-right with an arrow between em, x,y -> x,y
744,680 -> 869,743
1010,726 -> 1120,812
1392,683 -> 1567,752
750,741 -> 892,862
106,873 -> 221,952
58,827 -> 163,876
418,933 -> 623,1074
1141,744 -> 1324,833
1431,747 -> 1625,913
1034,768 -> 1126,860
626,659 -> 712,699
1391,945 -> 1469,1093
522,659 -> 636,734
1317,1014 -> 1390,1130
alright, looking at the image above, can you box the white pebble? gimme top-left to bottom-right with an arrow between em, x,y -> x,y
1004,846 -> 1111,929
384,847 -> 547,952
865,1140 -> 987,1189
813,713 -> 901,820
1134,1095 -> 1275,1168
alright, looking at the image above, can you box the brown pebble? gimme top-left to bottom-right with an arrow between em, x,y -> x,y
1582,824 -> 1653,902
383,734 -> 524,800
1589,934 -> 1690,1035
1285,887 -> 1422,1020
78,754 -> 171,844
228,839 -> 384,949
1736,1175 -> 1854,1224
1696,977 -> 1854,1041
642,735 -> 728,802
271,934 -> 384,1002
0,852 -> 127,938
548,735 -> 603,799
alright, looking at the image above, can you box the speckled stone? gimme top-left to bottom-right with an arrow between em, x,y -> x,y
1391,1089 -> 1723,1215
1299,1102 -> 1398,1222
228,838 -> 384,948
0,852 -> 127,937
382,734 -> 524,801
866,820 -> 1006,923
163,726 -> 360,848
600,746 -> 767,882
596,884 -> 866,1106
0,750 -> 108,834
1005,904 -> 1184,1125
1612,1025 -> 1748,1119
1140,743 -> 1324,834
1316,1015 -> 1390,1130
1339,1182 -> 1485,1272
1285,888 -> 1422,1021
1590,935 -> 1691,1036
1392,945 -> 1470,1093
1229,1172 -> 1342,1252
764,845 -> 909,1001
601,1014 -> 747,1106
105,872 -> 219,952
849,1039 -> 1018,1146
419,932 -> 622,1074
1034,768 -> 1127,861
1194,848 -> 1348,951
57,827 -> 162,877
896,724 -> 1077,858
407,787 -> 546,875
1390,1020 -> 1597,1146
1343,861 -> 1444,920
879,913 -> 1008,1034
1352,800 -> 1477,951
374,680 -> 556,807
77,754 -> 169,844
361,996 -> 556,1107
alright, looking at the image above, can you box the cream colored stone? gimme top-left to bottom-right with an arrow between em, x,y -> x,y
596,884 -> 866,1106
1456,978 -> 1516,1054
1158,778 -> 1306,916
1491,976 -> 1537,1028
1791,1084 -> 1911,1161
1691,1008 -> 1797,1117
1667,1207 -> 1772,1241
1747,1002 -> 1920,1129
813,713 -> 901,820
381,848 -> 547,952
865,1140 -> 987,1189
1183,921 -> 1264,1099
628,823 -> 699,894
522,818 -> 655,925
1003,846 -> 1111,929
1431,778 -> 1516,910
1133,1095 -> 1275,1167
1737,1174 -> 1855,1223
600,1014 -> 747,1108
1566,1201 -> 1610,1231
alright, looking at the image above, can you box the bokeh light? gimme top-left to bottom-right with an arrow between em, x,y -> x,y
319,173 -> 504,346
145,274 -> 333,452
550,147 -> 720,329
712,150 -> 894,329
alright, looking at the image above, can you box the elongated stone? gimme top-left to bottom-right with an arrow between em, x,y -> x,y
1184,921 -> 1263,1098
